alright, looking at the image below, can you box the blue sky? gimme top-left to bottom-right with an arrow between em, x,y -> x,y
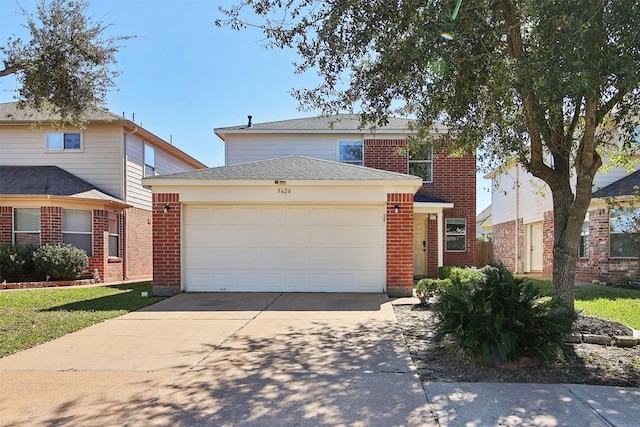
0,0 -> 492,213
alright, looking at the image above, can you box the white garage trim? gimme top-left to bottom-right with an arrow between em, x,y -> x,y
183,203 -> 386,293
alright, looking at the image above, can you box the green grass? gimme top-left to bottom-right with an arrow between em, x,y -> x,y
526,279 -> 640,330
0,282 -> 164,357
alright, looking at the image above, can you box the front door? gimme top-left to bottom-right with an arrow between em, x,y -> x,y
529,222 -> 544,272
413,216 -> 427,277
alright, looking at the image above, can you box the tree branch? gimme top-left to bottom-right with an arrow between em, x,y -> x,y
0,64 -> 20,78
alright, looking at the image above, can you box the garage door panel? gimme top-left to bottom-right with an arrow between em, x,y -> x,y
185,204 -> 385,292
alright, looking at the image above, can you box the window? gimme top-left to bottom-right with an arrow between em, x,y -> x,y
108,213 -> 120,258
13,208 -> 41,246
446,218 -> 466,251
62,209 -> 92,257
579,215 -> 589,258
609,208 -> 640,258
339,141 -> 363,166
46,132 -> 81,150
409,144 -> 433,183
144,144 -> 156,177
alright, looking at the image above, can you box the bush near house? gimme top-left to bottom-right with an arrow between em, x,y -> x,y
415,278 -> 449,305
433,263 -> 577,366
32,244 -> 89,281
0,243 -> 36,282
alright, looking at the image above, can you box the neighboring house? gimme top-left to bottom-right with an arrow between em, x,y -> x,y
476,205 -> 492,240
144,114 -> 476,296
0,102 -> 206,282
486,161 -> 640,281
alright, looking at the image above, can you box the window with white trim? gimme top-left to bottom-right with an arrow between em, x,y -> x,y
609,208 -> 640,258
46,132 -> 81,151
13,208 -> 41,246
338,141 -> 363,166
579,215 -> 589,258
108,213 -> 120,258
409,143 -> 433,183
62,209 -> 92,257
144,144 -> 156,177
445,218 -> 466,251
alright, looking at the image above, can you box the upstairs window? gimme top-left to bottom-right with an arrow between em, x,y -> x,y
46,132 -> 81,151
144,144 -> 156,177
14,208 -> 41,246
409,144 -> 433,183
62,209 -> 92,257
339,141 -> 363,166
445,218 -> 466,252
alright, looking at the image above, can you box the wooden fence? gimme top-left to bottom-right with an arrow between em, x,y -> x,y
476,240 -> 493,267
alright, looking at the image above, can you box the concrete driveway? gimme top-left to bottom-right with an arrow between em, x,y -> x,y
0,293 -> 432,426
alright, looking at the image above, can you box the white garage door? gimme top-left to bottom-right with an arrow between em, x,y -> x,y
184,204 -> 386,292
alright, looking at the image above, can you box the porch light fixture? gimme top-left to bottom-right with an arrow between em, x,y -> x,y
163,205 -> 170,213
394,205 -> 400,214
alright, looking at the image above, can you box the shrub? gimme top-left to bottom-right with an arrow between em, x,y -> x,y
433,262 -> 577,365
448,267 -> 485,288
32,244 -> 89,281
0,243 -> 36,281
416,278 -> 450,305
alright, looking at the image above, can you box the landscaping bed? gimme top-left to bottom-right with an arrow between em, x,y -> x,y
394,304 -> 640,387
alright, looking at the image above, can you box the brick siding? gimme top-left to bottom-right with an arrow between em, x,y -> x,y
386,193 -> 414,296
0,206 -> 12,245
152,193 -> 181,296
40,206 -> 62,245
364,139 -> 407,174
126,207 -> 153,280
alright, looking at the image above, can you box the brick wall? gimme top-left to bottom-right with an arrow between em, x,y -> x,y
152,193 -> 181,296
493,220 -> 516,271
418,149 -> 477,268
542,211 -> 554,275
88,209 -> 108,281
0,206 -> 12,245
40,206 -> 62,245
364,139 -> 407,173
126,207 -> 153,280
386,193 -> 414,297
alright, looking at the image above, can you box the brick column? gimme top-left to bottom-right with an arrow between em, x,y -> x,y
543,210 -> 554,275
40,206 -> 62,245
89,209 -> 108,281
0,206 -> 12,245
152,193 -> 181,296
386,193 -> 414,297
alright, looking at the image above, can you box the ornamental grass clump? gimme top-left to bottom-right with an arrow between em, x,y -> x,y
32,244 -> 89,281
433,263 -> 577,366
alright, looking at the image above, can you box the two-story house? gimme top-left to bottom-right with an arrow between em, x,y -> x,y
487,160 -> 640,282
144,115 -> 476,296
0,102 -> 206,283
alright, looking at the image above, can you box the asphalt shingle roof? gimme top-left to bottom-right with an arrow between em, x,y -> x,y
0,102 -> 123,123
144,156 -> 421,181
215,114 -> 414,132
0,166 -> 123,203
593,169 -> 640,198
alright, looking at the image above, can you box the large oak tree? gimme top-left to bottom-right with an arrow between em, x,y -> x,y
0,0 -> 130,126
218,0 -> 640,308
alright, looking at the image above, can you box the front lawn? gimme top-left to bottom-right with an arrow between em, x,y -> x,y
0,282 -> 164,357
530,279 -> 640,329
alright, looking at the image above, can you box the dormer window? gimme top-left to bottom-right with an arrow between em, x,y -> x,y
339,141 -> 363,166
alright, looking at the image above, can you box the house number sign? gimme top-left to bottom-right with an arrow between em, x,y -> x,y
277,188 -> 292,194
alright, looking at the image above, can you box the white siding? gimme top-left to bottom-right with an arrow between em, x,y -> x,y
224,132 -> 408,165
125,134 -> 203,210
0,124 -> 123,198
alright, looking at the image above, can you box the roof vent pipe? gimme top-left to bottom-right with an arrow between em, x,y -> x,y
247,115 -> 252,128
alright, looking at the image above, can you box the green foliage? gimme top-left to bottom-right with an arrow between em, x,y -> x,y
438,266 -> 455,280
0,0 -> 132,126
448,267 -> 485,288
0,243 -> 36,281
433,263 -> 577,365
415,278 -> 449,306
32,244 -> 88,281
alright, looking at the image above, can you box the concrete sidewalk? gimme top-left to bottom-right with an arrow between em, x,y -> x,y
1,292 -> 638,426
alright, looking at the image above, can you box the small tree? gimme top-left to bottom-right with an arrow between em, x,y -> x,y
0,0 -> 131,126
